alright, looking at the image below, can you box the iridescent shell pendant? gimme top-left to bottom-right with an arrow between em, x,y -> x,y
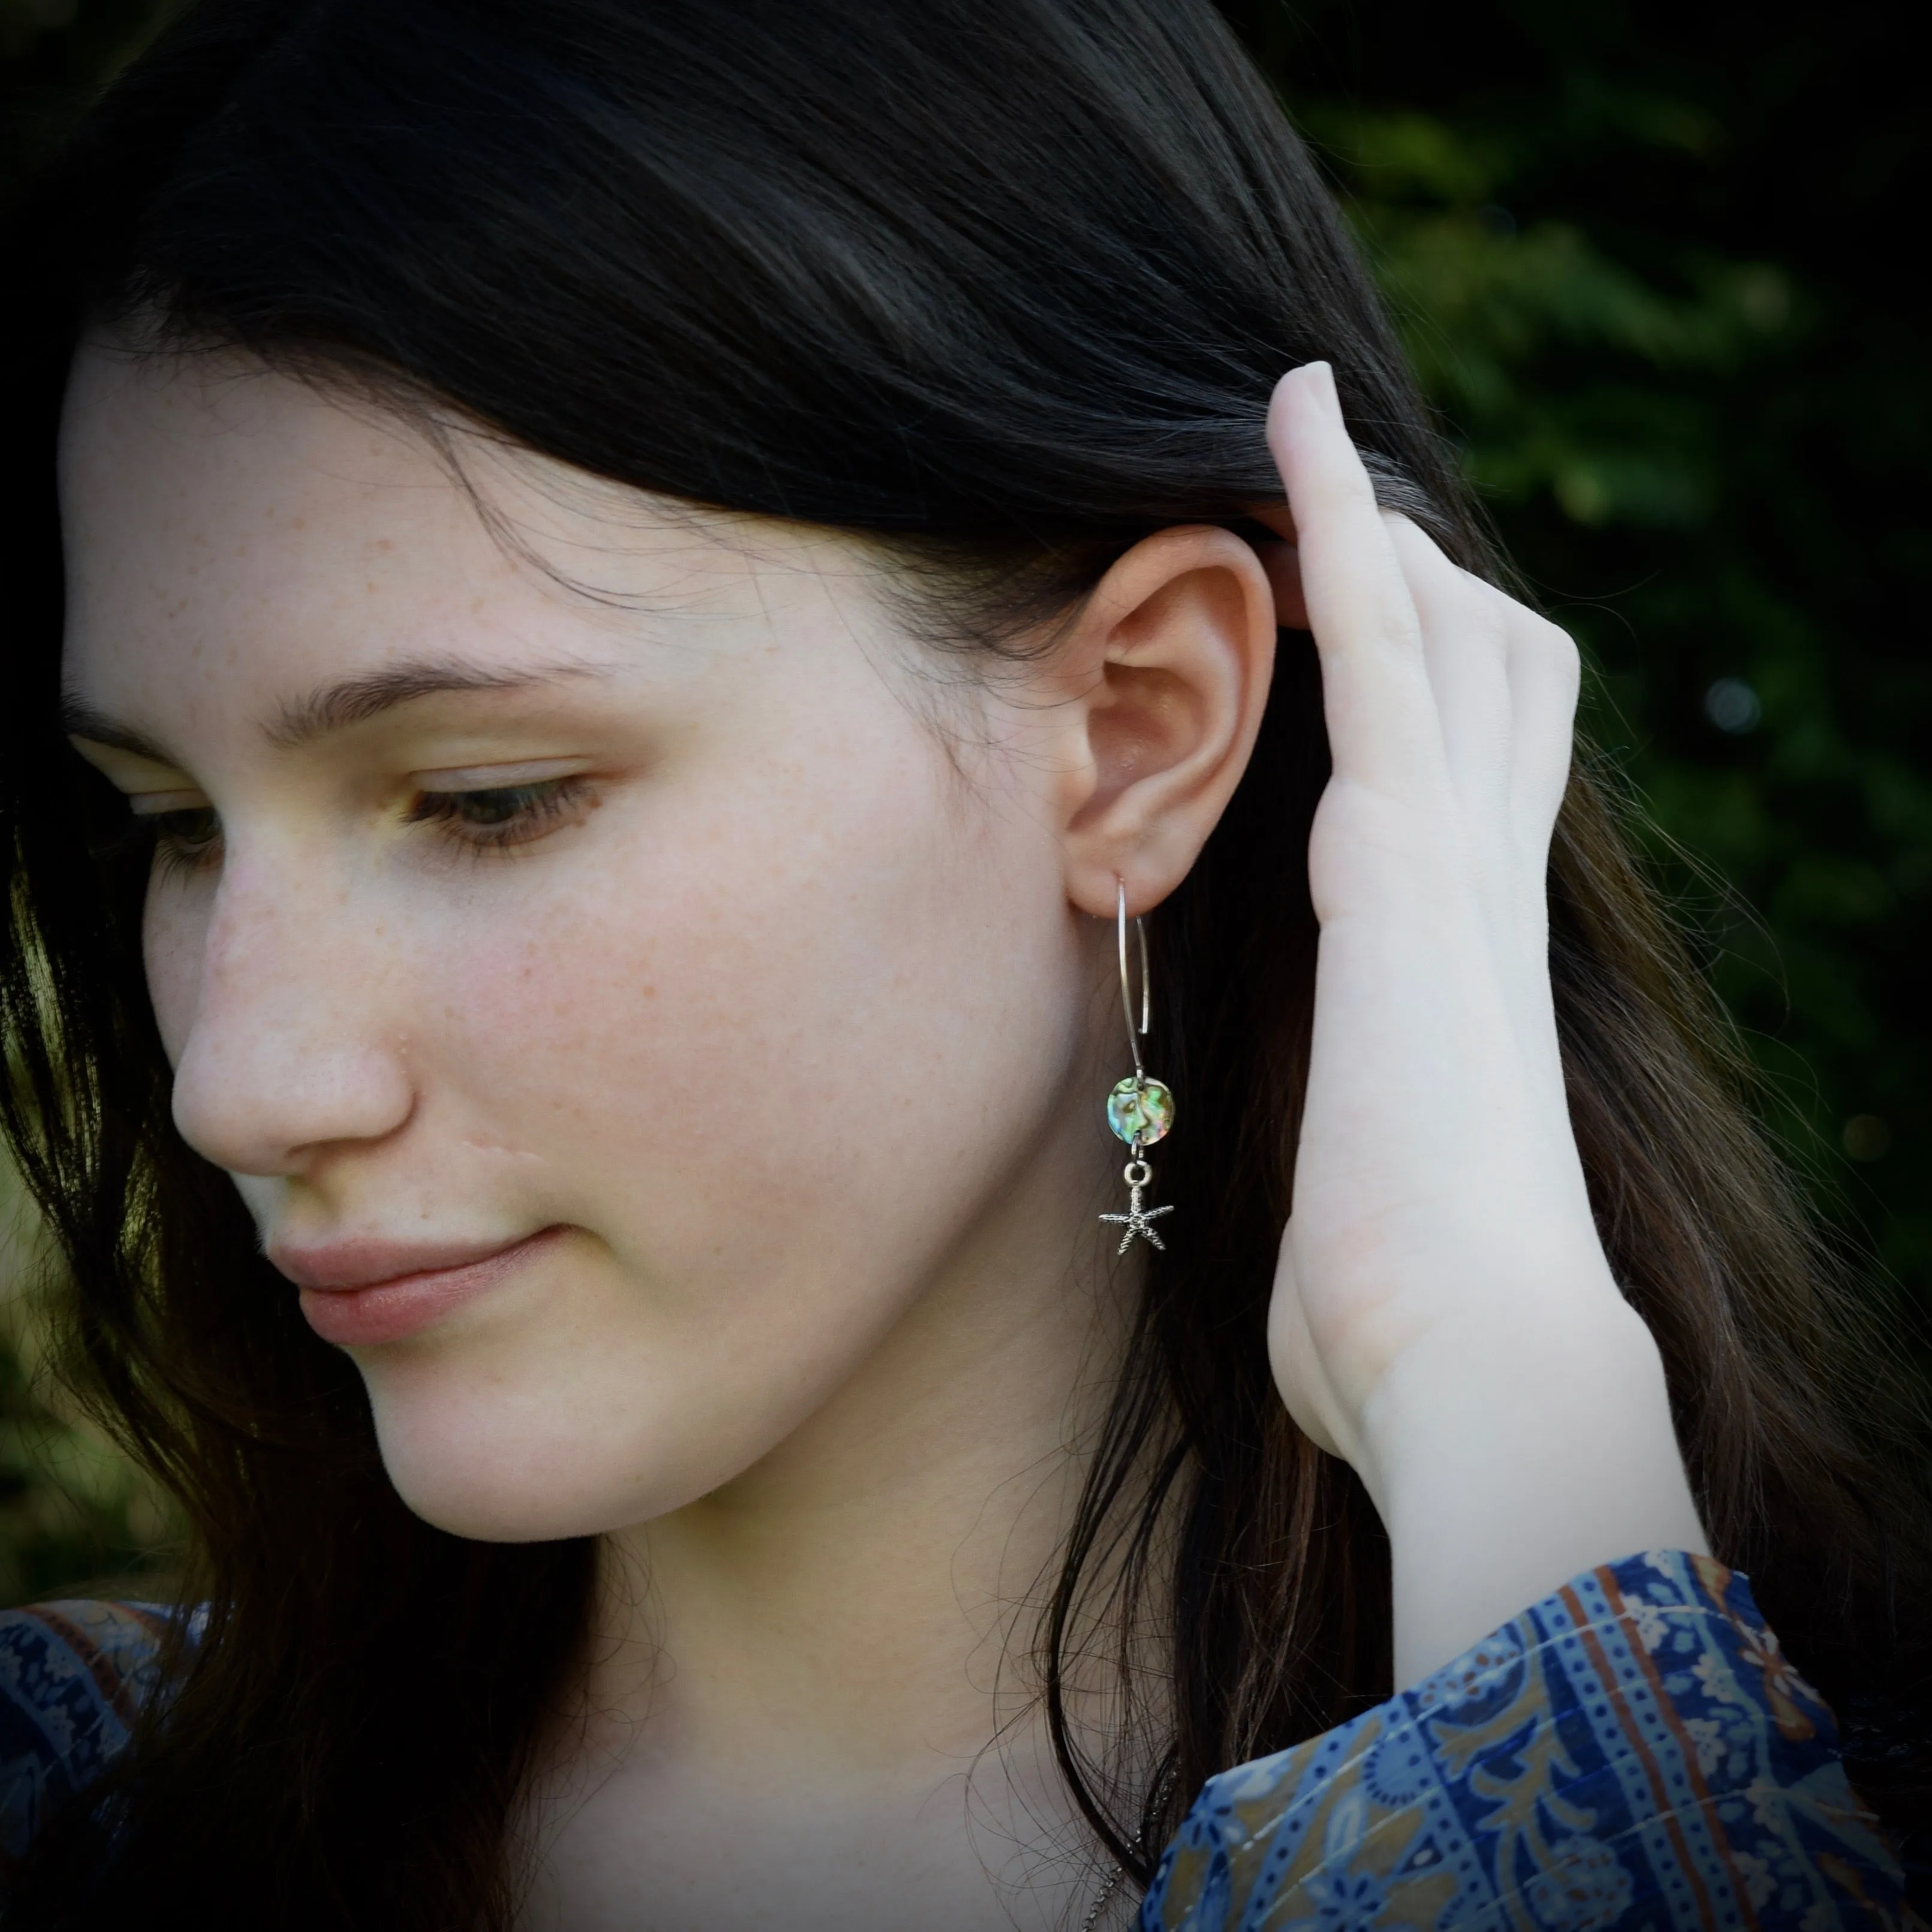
1100,1074 -> 1175,1253
1099,884 -> 1175,1254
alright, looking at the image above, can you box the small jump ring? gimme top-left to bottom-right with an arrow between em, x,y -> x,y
1123,1159 -> 1151,1187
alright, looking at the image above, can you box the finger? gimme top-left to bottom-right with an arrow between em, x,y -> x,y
1384,519 -> 1513,821
1503,605 -> 1580,837
1265,364 -> 1443,794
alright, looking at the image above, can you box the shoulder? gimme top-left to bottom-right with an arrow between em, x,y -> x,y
0,1601 -> 177,1873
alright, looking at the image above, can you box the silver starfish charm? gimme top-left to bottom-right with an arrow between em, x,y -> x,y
1099,1174 -> 1174,1254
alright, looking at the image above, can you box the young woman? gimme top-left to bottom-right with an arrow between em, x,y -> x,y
1,1 -> 1927,1925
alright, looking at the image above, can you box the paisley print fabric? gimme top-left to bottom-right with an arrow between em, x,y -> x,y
0,1600 -> 173,1876
0,1553 -> 1917,1924
1143,1550 -> 1915,1930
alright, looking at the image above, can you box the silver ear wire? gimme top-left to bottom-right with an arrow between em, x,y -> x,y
1117,876 -> 1149,1080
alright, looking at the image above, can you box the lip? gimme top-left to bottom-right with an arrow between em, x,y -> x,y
277,1228 -> 564,1346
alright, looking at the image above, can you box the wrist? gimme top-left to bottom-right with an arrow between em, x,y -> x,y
1357,1291 -> 1669,1478
1354,1295 -> 1709,1684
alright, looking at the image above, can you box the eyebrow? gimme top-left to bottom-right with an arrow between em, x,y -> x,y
61,658 -> 614,762
263,659 -> 611,749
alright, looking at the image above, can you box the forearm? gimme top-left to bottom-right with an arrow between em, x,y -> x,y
1354,1294 -> 1709,1686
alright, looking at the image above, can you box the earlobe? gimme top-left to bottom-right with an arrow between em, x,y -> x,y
1056,525 -> 1277,921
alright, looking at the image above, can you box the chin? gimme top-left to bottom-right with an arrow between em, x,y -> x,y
360,1373 -> 755,1543
384,1466 -> 616,1543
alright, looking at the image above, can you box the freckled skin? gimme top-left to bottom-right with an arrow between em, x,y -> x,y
57,347 -> 1706,1930
59,342 -> 1285,1930
59,348 -> 1112,1539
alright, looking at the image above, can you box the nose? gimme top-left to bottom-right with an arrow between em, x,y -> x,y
167,851 -> 416,1179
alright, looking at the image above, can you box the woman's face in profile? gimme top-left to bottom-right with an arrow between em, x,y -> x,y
58,342 -> 1114,1542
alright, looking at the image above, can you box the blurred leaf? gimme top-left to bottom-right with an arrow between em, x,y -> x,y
1225,0 -> 1932,1334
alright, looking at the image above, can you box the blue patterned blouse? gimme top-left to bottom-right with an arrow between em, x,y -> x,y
0,1550 -> 1921,1926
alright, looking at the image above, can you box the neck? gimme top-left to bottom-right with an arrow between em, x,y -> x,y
516,1081 -> 1156,1931
580,1107 -> 1131,1786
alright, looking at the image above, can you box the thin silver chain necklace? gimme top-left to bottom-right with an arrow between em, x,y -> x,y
1080,1861 -> 1128,1932
1079,1767 -> 1178,1932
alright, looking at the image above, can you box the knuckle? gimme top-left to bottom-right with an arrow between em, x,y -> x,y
1520,610 -> 1581,674
1533,612 -> 1578,655
1543,624 -> 1583,687
1461,574 -> 1520,631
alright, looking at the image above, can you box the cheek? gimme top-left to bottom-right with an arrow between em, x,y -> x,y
141,876 -> 212,1067
444,734 -> 1034,1239
363,721 -> 1086,1538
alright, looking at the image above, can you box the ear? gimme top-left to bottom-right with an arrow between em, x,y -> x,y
1042,525 -> 1277,920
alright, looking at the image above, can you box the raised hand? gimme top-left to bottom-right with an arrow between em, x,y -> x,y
1260,364 -> 1708,1681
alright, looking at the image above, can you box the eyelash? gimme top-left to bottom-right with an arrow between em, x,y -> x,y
142,777 -> 596,878
144,807 -> 223,881
405,777 -> 596,849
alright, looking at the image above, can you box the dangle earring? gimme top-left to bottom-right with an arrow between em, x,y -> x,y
1099,879 -> 1176,1254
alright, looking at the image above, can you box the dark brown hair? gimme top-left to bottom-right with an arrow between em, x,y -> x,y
2,0 -> 1926,1922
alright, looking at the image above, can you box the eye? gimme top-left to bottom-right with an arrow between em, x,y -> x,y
144,804 -> 224,878
406,776 -> 597,851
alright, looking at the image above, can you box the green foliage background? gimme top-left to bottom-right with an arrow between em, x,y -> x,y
3,0 -> 1926,1596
